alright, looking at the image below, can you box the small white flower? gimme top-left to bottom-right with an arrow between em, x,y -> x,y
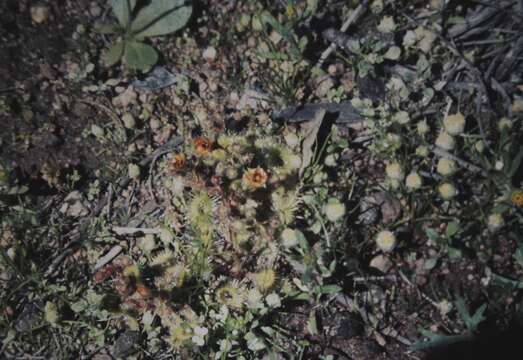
498,117 -> 513,131
406,172 -> 422,190
288,154 -> 302,170
246,288 -> 263,309
443,113 -> 466,135
138,234 -> 156,253
436,158 -> 457,176
324,200 -> 346,222
416,145 -> 429,157
375,230 -> 397,252
6,247 -> 16,260
192,335 -> 205,346
495,160 -> 504,171
284,132 -> 300,147
266,293 -> 281,308
487,213 -> 504,231
435,131 -> 455,150
438,182 -> 457,200
386,133 -> 401,146
159,228 -> 174,245
417,120 -> 430,135
393,111 -> 410,124
44,302 -> 59,324
474,140 -> 485,153
377,16 -> 396,33
128,163 -> 140,180
281,228 -> 298,248
324,153 -> 338,167
194,326 -> 208,336
437,300 -> 453,317
171,176 -> 185,195
386,162 -> 404,181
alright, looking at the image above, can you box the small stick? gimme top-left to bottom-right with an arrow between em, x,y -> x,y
94,245 -> 123,270
398,270 -> 440,309
431,146 -> 486,175
316,0 -> 370,68
111,226 -> 161,236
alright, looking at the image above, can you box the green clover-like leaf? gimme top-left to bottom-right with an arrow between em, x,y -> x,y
130,0 -> 192,38
124,41 -> 158,70
105,41 -> 125,67
111,0 -> 137,29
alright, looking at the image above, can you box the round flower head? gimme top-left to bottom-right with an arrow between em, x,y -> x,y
435,131 -> 455,151
243,167 -> 268,189
498,117 -> 513,131
416,145 -> 429,157
171,176 -> 185,195
44,302 -> 59,324
253,268 -> 276,292
324,200 -> 346,222
281,228 -> 298,248
284,131 -> 300,148
443,113 -> 466,135
128,163 -> 140,180
375,230 -> 397,252
169,153 -> 186,172
193,138 -> 212,156
436,158 -> 457,176
417,120 -> 430,135
438,182 -> 457,200
216,282 -> 245,309
386,162 -> 404,181
511,189 -> 523,207
406,172 -> 422,190
138,234 -> 157,253
487,213 -> 504,231
265,292 -> 281,308
474,140 -> 485,153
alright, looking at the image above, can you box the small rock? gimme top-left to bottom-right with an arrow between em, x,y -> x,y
313,75 -> 335,98
358,195 -> 379,225
238,89 -> 270,111
112,86 -> 137,108
122,113 -> 136,129
59,191 -> 90,217
90,3 -> 102,17
370,255 -> 392,273
269,30 -> 283,45
15,304 -> 41,332
30,4 -> 50,24
327,312 -> 364,339
202,46 -> 217,62
112,330 -> 140,358
378,192 -> 401,224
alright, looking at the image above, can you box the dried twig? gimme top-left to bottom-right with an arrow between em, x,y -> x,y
94,245 -> 123,270
111,226 -> 161,236
431,146 -> 487,175
316,0 -> 369,68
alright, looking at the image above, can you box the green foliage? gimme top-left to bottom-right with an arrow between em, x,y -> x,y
411,296 -> 487,352
96,0 -> 192,70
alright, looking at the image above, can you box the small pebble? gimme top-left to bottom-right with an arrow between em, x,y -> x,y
30,4 -> 49,24
203,46 -> 217,62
